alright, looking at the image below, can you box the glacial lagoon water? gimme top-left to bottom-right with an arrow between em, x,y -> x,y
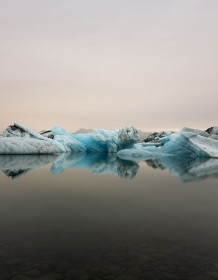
0,154 -> 218,280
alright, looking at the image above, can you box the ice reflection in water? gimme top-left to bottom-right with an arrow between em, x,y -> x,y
0,154 -> 57,179
1,153 -> 218,182
0,154 -> 139,180
144,157 -> 218,182
51,153 -> 139,180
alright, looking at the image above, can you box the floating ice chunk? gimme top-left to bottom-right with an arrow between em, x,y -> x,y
51,126 -> 139,153
0,123 -> 67,154
0,124 -> 139,154
2,123 -> 218,157
118,127 -> 218,159
171,129 -> 218,157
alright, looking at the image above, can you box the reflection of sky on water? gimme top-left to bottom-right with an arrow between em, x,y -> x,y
0,154 -> 218,279
1,153 -> 218,182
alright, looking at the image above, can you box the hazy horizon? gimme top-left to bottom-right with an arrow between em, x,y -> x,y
1,1 -> 218,132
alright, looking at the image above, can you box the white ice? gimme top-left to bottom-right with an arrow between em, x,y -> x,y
118,127 -> 218,159
1,123 -> 218,158
0,123 -> 139,154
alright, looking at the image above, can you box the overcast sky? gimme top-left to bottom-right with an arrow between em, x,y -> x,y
0,0 -> 218,132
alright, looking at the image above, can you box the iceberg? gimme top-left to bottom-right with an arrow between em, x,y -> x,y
51,126 -> 139,152
1,123 -> 218,160
118,127 -> 218,159
0,123 -> 139,154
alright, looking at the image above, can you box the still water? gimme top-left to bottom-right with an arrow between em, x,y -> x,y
0,154 -> 218,280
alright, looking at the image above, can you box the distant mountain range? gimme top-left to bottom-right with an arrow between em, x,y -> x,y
73,128 -> 151,142
73,128 -> 95,134
137,130 -> 151,141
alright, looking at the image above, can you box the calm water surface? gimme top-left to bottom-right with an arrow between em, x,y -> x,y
0,154 -> 218,280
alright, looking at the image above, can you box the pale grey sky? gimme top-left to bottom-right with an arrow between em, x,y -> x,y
0,0 -> 218,132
